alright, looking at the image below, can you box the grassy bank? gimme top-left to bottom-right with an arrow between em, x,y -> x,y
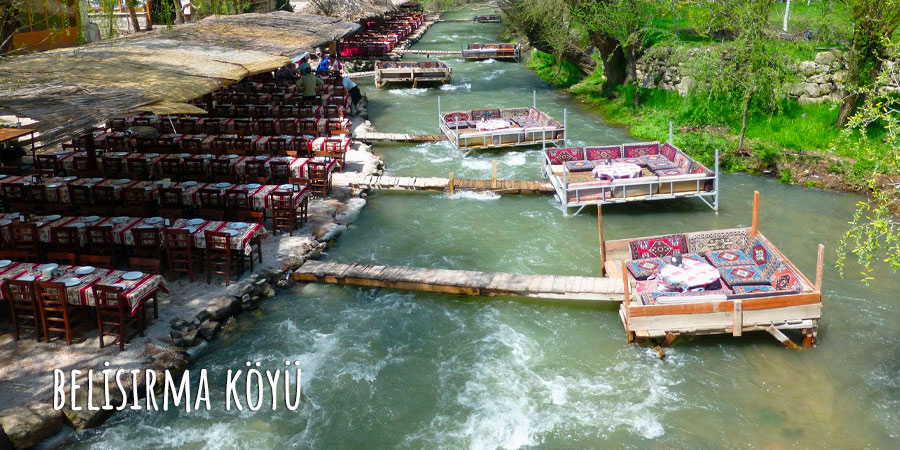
525,49 -> 890,190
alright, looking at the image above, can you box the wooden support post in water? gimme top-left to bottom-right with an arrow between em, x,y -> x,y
622,261 -> 632,342
448,171 -> 454,194
598,204 -> 606,275
815,243 -> 825,292
732,299 -> 743,337
491,159 -> 497,189
766,325 -> 800,350
750,191 -> 760,238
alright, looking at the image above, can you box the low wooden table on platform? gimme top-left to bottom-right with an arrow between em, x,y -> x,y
591,162 -> 643,181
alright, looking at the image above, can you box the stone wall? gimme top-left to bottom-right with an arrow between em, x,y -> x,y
635,48 -> 900,104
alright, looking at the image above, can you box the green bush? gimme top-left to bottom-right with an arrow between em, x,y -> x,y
526,51 -> 583,88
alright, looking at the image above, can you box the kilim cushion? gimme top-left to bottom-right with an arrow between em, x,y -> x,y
615,157 -> 648,167
629,234 -> 689,260
653,167 -> 685,177
771,262 -> 805,291
644,157 -> 678,171
719,264 -> 769,287
660,143 -> 678,162
546,148 -> 585,165
688,230 -> 751,253
639,289 -> 732,305
705,249 -> 753,267
688,161 -> 711,175
585,146 -> 622,161
471,108 -> 501,120
564,160 -> 596,172
731,285 -> 776,294
673,150 -> 692,171
623,142 -> 660,158
746,235 -> 782,277
626,258 -> 664,279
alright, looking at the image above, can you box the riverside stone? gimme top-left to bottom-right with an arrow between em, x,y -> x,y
799,61 -> 818,76
204,296 -> 240,321
0,404 -> 63,449
198,320 -> 221,340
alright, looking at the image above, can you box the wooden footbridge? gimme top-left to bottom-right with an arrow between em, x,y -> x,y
292,261 -> 624,302
333,173 -> 553,194
397,49 -> 464,56
352,130 -> 446,143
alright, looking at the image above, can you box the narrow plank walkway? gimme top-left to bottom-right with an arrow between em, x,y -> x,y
352,131 -> 447,143
292,261 -> 624,302
397,49 -> 464,56
333,173 -> 553,194
346,71 -> 375,79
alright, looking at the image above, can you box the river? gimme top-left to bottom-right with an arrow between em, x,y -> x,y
63,7 -> 900,450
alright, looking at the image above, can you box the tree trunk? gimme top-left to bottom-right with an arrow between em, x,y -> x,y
737,93 -> 750,152
144,0 -> 153,31
125,0 -> 141,32
627,47 -> 640,107
172,0 -> 185,24
588,31 -> 627,96
783,0 -> 791,33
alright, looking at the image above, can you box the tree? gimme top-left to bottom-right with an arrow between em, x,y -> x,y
499,0 -> 578,83
834,0 -> 900,127
125,0 -> 142,32
783,0 -> 791,33
835,38 -> 900,282
172,0 -> 186,24
572,0 -> 659,105
687,0 -> 790,152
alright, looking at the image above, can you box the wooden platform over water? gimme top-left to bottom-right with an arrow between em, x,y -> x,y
333,173 -> 553,194
353,130 -> 446,143
292,261 -> 624,302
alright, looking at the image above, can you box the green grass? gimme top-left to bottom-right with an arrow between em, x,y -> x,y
526,50 -> 583,88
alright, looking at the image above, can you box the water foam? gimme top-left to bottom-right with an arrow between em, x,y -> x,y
440,83 -> 472,91
390,88 -> 429,97
445,191 -> 501,201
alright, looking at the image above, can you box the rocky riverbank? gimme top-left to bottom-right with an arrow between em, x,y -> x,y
0,131 -> 383,450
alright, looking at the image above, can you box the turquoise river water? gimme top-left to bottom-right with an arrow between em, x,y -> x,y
65,8 -> 900,450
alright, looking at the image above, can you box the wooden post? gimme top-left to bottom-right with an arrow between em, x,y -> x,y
622,261 -> 632,342
491,159 -> 497,189
750,190 -> 760,237
732,299 -> 743,337
598,204 -> 606,275
448,171 -> 454,194
815,243 -> 825,292
766,325 -> 800,350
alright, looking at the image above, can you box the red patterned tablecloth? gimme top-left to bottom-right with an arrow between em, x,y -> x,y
170,219 -> 267,255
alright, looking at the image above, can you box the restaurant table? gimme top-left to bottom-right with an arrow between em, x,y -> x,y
592,162 -> 643,181
0,214 -> 167,246
475,119 -> 512,131
657,259 -> 721,292
0,261 -> 168,316
170,219 -> 268,255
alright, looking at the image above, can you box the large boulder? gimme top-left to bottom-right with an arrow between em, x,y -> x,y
0,404 -> 63,449
814,51 -> 837,66
798,61 -> 818,76
203,296 -> 240,322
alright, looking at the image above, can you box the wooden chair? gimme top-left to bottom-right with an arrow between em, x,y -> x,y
307,160 -> 330,198
79,254 -> 114,269
184,158 -> 208,181
101,156 -> 126,178
120,187 -> 152,217
163,229 -> 195,282
91,185 -> 118,216
270,160 -> 291,185
198,188 -> 225,220
243,159 -> 268,183
85,225 -> 116,261
92,284 -> 145,351
255,118 -> 277,135
35,281 -> 83,345
181,137 -> 203,153
46,252 -> 77,266
132,227 -> 163,259
0,250 -> 30,260
128,257 -> 161,275
159,158 -> 184,181
1,279 -> 42,341
72,155 -> 98,178
10,222 -> 41,262
50,227 -> 81,254
236,210 -> 264,224
224,190 -> 252,220
3,183 -> 33,214
67,184 -> 93,213
24,184 -> 48,215
159,187 -> 186,219
210,159 -> 237,183
270,191 -> 299,236
205,231 -> 240,286
267,137 -> 290,156
35,154 -> 64,176
126,158 -> 151,180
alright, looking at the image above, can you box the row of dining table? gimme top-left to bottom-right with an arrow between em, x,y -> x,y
0,174 -> 312,213
39,152 -> 315,179
0,212 -> 269,256
0,260 -> 167,316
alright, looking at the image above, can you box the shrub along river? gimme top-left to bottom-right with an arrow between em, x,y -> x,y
65,7 -> 899,450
